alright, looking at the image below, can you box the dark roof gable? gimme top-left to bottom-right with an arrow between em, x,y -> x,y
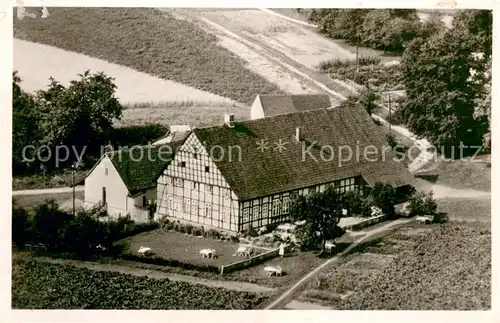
194,105 -> 413,200
108,140 -> 183,195
258,94 -> 332,117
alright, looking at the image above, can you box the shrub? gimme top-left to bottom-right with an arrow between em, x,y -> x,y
230,235 -> 240,243
205,229 -> 220,240
12,202 -> 30,247
409,191 -> 437,216
341,191 -> 364,216
386,134 -> 398,149
158,216 -> 170,229
192,227 -> 204,237
358,56 -> 381,66
185,224 -> 194,235
266,223 -> 278,233
372,117 -> 381,125
246,225 -> 259,238
370,183 -> 398,218
165,221 -> 175,231
177,223 -> 187,234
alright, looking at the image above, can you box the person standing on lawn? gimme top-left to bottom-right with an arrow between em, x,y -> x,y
279,242 -> 285,258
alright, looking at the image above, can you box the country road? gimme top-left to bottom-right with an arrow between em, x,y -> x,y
12,185 -> 84,196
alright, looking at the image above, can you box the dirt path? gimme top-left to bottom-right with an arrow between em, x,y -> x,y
265,218 -> 413,309
190,9 -> 435,173
31,256 -> 275,294
12,185 -> 84,196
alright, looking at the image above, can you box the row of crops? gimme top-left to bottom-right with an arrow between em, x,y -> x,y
12,259 -> 268,309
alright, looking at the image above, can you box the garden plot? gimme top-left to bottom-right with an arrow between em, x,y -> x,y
12,259 -> 267,309
296,223 -> 491,310
14,39 -> 234,106
193,9 -> 355,69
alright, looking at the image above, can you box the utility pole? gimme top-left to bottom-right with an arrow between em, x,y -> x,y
72,164 -> 76,216
388,93 -> 392,135
355,37 -> 359,75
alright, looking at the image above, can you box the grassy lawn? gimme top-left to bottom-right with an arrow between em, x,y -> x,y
118,229 -> 268,267
85,249 -> 325,289
416,156 -> 491,192
14,7 -> 283,104
299,222 -> 491,310
13,192 -> 84,211
12,258 -> 267,309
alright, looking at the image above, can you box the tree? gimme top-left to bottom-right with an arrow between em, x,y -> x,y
289,186 -> 345,251
400,32 -> 483,153
409,191 -> 437,216
343,86 -> 379,115
13,72 -> 41,175
370,183 -> 398,219
35,70 -> 123,168
12,200 -> 30,247
32,200 -> 74,251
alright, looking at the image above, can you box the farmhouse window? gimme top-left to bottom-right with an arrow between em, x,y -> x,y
252,205 -> 259,221
193,153 -> 198,159
104,168 -> 108,176
205,166 -> 210,173
223,207 -> 230,223
142,196 -> 147,208
167,195 -> 173,210
272,200 -> 281,216
174,178 -> 184,188
282,197 -> 291,214
205,184 -> 213,193
192,200 -> 199,215
242,207 -> 250,223
184,198 -> 190,213
205,203 -> 212,217
179,161 -> 186,167
193,182 -> 198,189
262,203 -> 269,218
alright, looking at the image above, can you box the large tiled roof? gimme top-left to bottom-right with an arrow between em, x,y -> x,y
258,94 -> 332,117
194,105 -> 414,200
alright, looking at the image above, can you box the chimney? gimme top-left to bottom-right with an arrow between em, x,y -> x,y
295,127 -> 301,141
225,113 -> 235,127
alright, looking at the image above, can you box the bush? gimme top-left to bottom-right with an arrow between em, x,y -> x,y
266,223 -> 278,233
12,202 -> 30,247
246,225 -> 259,238
358,56 -> 382,66
185,224 -> 194,235
205,229 -> 220,240
192,227 -> 204,237
370,183 -> 398,218
158,216 -> 170,229
177,223 -> 187,234
341,191 -> 364,216
387,134 -> 398,149
409,191 -> 437,216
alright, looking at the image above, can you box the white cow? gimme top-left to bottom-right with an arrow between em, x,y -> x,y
200,248 -> 216,259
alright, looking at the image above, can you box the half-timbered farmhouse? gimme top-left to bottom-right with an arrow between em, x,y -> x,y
155,105 -> 413,233
250,94 -> 332,120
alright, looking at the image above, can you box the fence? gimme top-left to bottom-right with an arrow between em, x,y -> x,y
220,246 -> 287,274
341,214 -> 388,231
